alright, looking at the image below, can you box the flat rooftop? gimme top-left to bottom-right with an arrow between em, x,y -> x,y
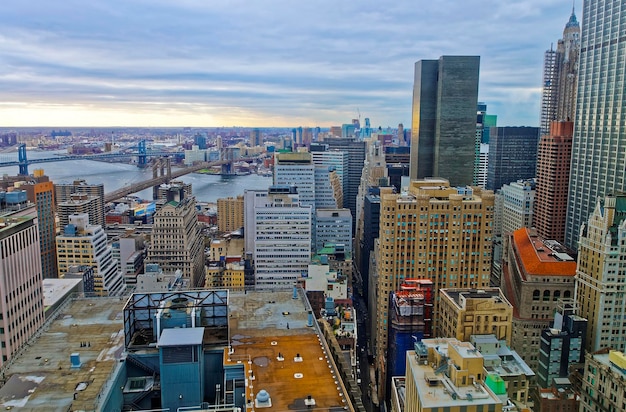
226,289 -> 348,411
0,297 -> 125,411
0,289 -> 351,411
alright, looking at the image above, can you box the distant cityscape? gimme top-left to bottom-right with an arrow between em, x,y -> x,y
0,2 -> 625,412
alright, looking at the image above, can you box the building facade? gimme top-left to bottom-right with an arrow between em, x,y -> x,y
498,179 -> 536,237
534,121 -> 573,243
580,350 -> 626,412
54,179 -> 105,228
439,288 -> 513,345
501,228 -> 576,372
374,179 -> 494,400
147,196 -> 205,287
540,8 -> 580,135
217,195 -> 244,232
0,214 -> 45,366
314,208 -> 352,253
486,127 -> 540,191
575,193 -> 626,353
248,186 -> 312,289
565,0 -> 626,249
56,213 -> 123,295
410,56 -> 480,187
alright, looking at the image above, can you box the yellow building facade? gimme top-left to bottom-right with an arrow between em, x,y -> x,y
217,195 -> 244,233
375,179 -> 495,380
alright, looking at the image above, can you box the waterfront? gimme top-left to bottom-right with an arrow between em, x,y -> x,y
0,150 -> 272,203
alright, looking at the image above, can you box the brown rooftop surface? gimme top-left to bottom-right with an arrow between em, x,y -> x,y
225,335 -> 346,411
226,289 -> 348,411
0,297 -> 125,412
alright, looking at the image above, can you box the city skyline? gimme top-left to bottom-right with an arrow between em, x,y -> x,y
2,1 -> 578,128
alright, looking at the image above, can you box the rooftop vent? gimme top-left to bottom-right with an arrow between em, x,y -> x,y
255,389 -> 272,408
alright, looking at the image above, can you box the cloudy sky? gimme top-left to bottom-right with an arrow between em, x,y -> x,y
0,0 -> 578,128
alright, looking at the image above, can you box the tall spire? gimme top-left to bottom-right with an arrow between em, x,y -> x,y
566,0 -> 579,28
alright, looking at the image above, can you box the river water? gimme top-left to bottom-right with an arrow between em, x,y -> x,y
0,149 -> 272,203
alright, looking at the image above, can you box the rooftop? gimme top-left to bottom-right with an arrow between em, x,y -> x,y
441,288 -> 512,309
0,289 -> 351,411
512,228 -> 576,277
0,297 -> 125,411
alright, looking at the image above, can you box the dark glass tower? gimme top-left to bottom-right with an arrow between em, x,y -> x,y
409,56 -> 480,186
486,126 -> 540,191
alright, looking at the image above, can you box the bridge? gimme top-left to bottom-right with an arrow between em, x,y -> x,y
0,141 -> 186,175
1,143 -> 255,202
103,159 -> 228,202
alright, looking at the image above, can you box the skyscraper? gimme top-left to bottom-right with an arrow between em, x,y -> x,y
534,121 -> 573,243
575,193 -> 626,353
147,196 -> 204,287
486,126 -> 540,191
409,56 -> 480,186
540,7 -> 580,135
565,0 -> 625,248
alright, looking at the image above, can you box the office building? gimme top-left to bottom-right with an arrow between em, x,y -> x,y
314,208 -> 351,252
56,213 -> 123,296
249,128 -> 261,147
575,193 -> 626,353
147,196 -> 205,287
565,0 -> 626,248
486,127 -> 540,191
274,151 -> 316,212
498,179 -> 536,237
357,187 -> 384,298
245,186 -> 312,289
217,195 -> 244,232
540,7 -> 580,135
439,288 -> 513,345
324,137 -> 366,231
534,121 -> 573,243
536,300 -> 587,388
0,213 -> 45,366
532,378 -> 579,412
580,350 -> 626,412
409,56 -> 480,186
0,169 -> 58,279
391,338 -> 503,412
374,179 -> 494,399
310,145 -> 349,204
501,228 -> 576,372
474,103 -> 497,187
58,193 -> 101,229
54,179 -> 105,228
314,166 -> 343,210
111,233 -> 146,285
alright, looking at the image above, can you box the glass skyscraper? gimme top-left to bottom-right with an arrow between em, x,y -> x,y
565,0 -> 626,248
409,55 -> 480,186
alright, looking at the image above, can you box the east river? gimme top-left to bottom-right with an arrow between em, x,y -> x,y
0,149 -> 272,203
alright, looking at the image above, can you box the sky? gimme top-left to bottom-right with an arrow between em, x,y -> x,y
0,0 -> 578,128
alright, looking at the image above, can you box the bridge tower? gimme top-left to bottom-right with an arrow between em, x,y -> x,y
138,140 -> 148,168
18,144 -> 29,175
152,157 -> 172,200
220,147 -> 233,175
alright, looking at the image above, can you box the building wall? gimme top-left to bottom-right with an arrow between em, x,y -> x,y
147,197 -> 205,287
0,215 -> 45,366
439,288 -> 513,345
580,351 -> 626,412
565,0 -> 626,249
375,179 -> 494,397
502,228 -> 576,371
575,194 -> 626,353
217,196 -> 244,232
486,127 -> 540,191
534,121 -> 573,243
